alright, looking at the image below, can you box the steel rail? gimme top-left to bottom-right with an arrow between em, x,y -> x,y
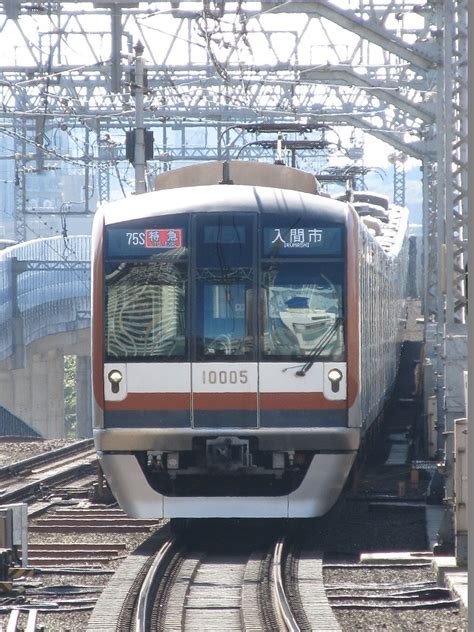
0,439 -> 94,480
272,536 -> 300,632
0,447 -> 96,504
135,537 -> 177,632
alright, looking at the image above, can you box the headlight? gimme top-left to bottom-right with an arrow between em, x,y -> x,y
108,369 -> 123,393
328,368 -> 343,393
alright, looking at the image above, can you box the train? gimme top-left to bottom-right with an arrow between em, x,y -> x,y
91,160 -> 408,518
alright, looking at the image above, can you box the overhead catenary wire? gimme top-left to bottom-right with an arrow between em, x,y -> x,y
1,2 -> 430,95
0,37 -> 429,128
0,0 -> 429,222
0,120 -> 131,195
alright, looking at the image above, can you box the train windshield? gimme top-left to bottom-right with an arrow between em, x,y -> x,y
105,258 -> 187,360
261,262 -> 344,361
103,213 -> 344,363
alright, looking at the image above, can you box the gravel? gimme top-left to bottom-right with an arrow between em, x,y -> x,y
0,520 -> 166,631
0,427 -> 468,632
0,439 -> 165,632
309,492 -> 468,631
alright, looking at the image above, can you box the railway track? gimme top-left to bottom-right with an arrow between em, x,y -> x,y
88,511 -> 467,632
89,525 -> 339,632
0,438 -> 96,505
0,439 -> 164,632
1,434 -> 467,631
1,505 -> 162,631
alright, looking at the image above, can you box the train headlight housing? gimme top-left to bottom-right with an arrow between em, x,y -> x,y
108,369 -> 123,393
328,368 -> 343,393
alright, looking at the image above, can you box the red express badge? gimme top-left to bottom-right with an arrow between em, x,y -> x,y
145,229 -> 182,248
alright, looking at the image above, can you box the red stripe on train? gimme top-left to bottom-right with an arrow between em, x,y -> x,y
104,392 -> 346,411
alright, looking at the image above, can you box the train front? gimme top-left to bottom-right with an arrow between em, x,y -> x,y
92,185 -> 360,518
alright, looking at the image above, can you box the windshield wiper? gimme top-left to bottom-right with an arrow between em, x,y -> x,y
296,317 -> 342,377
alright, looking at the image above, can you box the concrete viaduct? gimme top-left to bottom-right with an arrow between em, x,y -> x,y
0,236 -> 92,439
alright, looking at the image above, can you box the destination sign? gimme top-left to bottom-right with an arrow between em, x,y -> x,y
263,226 -> 343,256
106,227 -> 185,258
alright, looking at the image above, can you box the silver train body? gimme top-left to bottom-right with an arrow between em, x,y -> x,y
92,161 -> 408,518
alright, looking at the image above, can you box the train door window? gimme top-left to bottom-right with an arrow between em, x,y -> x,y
194,214 -> 256,361
260,262 -> 345,362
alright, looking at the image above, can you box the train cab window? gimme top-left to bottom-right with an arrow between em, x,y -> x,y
105,258 -> 187,361
261,262 -> 345,361
194,214 -> 255,361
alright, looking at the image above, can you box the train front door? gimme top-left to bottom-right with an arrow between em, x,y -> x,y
191,213 -> 258,429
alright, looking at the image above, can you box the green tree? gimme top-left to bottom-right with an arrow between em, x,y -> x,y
64,355 -> 77,438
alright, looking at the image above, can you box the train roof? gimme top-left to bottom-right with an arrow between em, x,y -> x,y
154,160 -> 319,194
95,160 -> 408,257
99,183 -> 349,226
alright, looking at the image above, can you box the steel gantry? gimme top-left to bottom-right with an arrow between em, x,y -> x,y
0,1 -> 438,235
0,0 -> 469,553
0,2 -> 437,162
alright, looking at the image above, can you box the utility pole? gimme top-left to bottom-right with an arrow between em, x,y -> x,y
134,40 -> 146,194
110,4 -> 122,94
14,102 -> 27,242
